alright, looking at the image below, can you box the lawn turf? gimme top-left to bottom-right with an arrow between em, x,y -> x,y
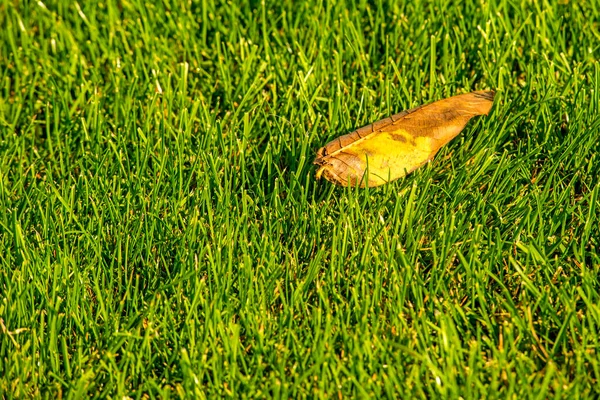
1,0 -> 599,398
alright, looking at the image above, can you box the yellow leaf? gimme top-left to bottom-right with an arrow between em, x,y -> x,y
314,90 -> 495,187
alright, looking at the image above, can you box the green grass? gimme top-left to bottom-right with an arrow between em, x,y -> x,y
1,0 -> 599,398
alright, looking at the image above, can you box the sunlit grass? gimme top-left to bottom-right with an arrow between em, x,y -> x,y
1,0 -> 599,397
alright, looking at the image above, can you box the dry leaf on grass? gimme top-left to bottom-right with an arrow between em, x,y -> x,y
314,90 -> 495,187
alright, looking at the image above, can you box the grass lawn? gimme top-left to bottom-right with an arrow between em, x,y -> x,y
1,0 -> 599,397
